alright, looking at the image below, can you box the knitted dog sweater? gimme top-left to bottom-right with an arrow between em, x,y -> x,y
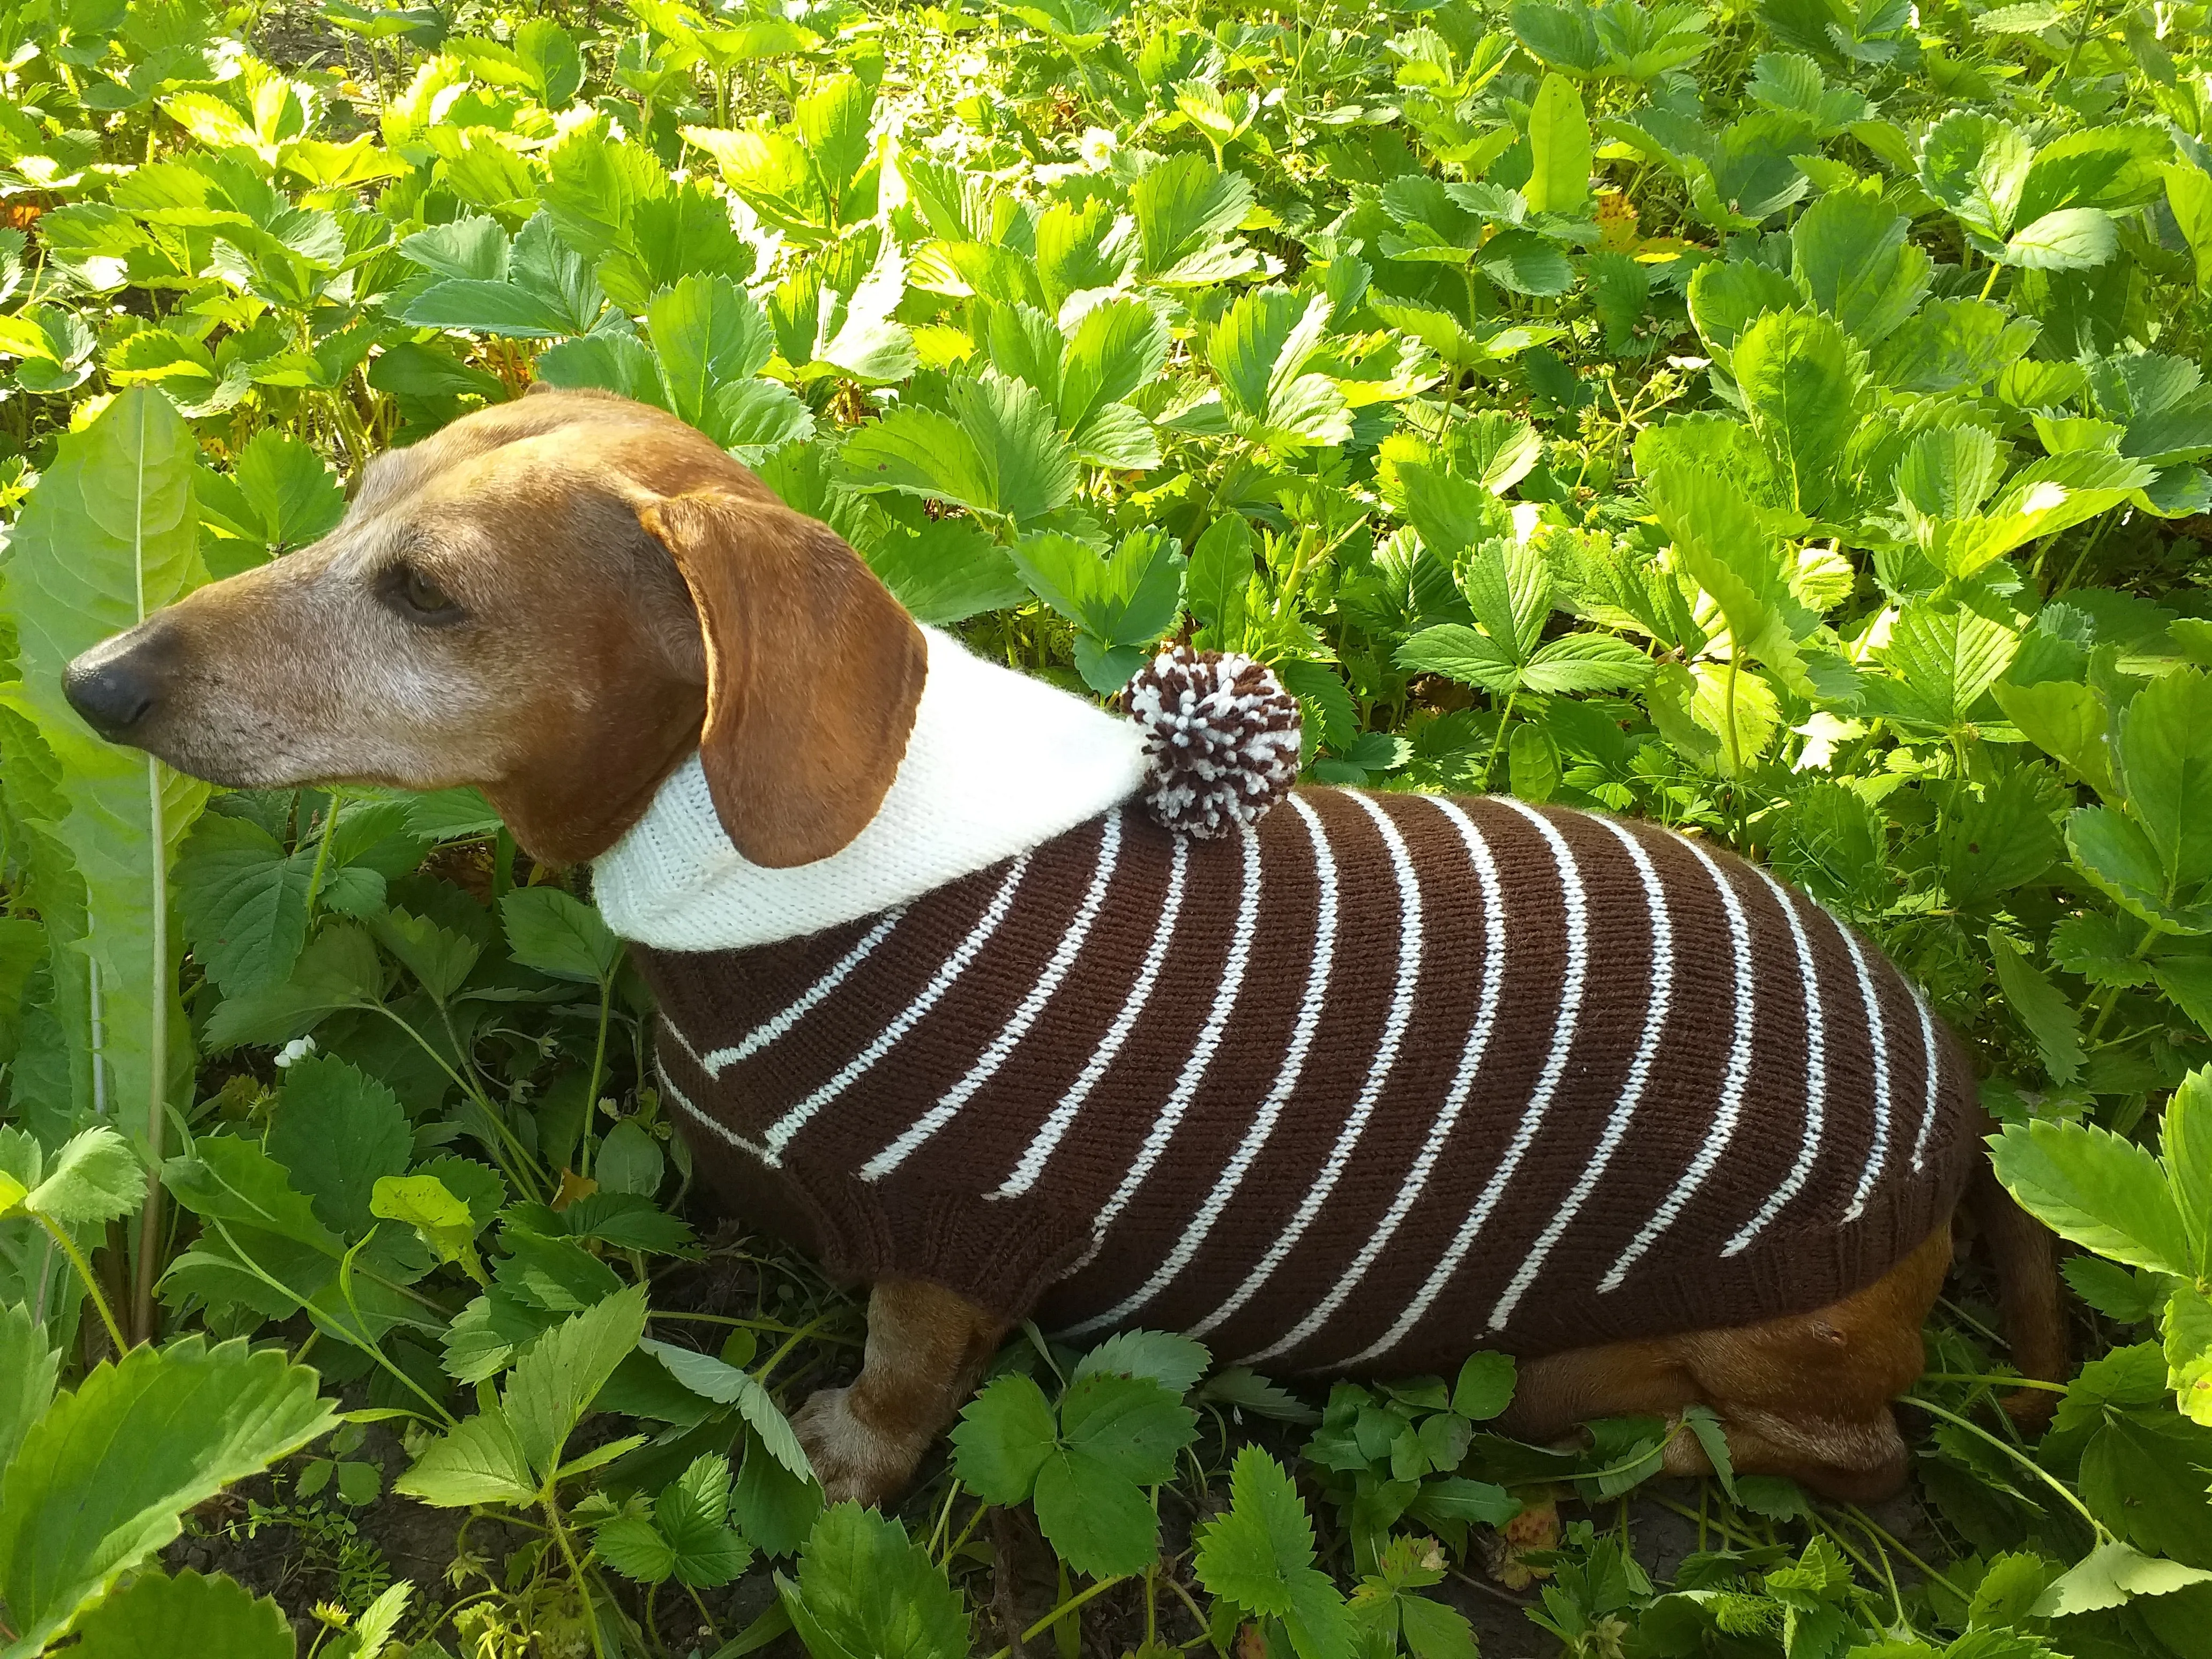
599,632 -> 1978,1373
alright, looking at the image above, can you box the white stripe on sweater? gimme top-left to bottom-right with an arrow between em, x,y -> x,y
861,813 -> 1125,1181
764,854 -> 1030,1168
1052,795 -> 1337,1334
1724,868 -> 1827,1256
1835,916 -> 1893,1222
1192,791 -> 1424,1348
1909,992 -> 1940,1174
1601,836 -> 1755,1292
994,837 -> 1191,1199
1486,814 -> 1671,1330
1061,827 -> 1265,1285
1341,795 -> 1587,1365
693,909 -> 905,1077
655,1048 -> 772,1163
1243,796 -> 1503,1364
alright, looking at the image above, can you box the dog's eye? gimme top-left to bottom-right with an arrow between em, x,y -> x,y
390,564 -> 462,622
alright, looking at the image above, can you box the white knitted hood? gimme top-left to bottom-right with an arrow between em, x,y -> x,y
592,626 -> 1149,951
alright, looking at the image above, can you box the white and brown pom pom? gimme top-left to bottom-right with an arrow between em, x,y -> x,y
1122,645 -> 1302,839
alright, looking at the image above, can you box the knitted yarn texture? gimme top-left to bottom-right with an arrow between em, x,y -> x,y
593,625 -> 1148,950
1124,646 -> 1302,839
628,784 -> 1978,1373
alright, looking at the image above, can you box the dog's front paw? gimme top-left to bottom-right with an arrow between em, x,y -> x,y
791,1385 -> 920,1507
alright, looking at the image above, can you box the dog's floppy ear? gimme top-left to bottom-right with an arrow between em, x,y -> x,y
637,492 -> 926,868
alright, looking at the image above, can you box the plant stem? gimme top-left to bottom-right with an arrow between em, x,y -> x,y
982,1573 -> 1132,1659
580,973 -> 614,1180
43,1217 -> 126,1355
1160,1574 -> 1213,1642
927,1477 -> 965,1560
136,753 -> 169,1347
1723,653 -> 1748,848
1903,1394 -> 2109,1537
208,1218 -> 458,1424
1919,1372 -> 2068,1392
1841,1503 -> 1966,1600
649,1309 -> 860,1341
1483,689 -> 1519,789
372,1004 -> 545,1198
544,1497 -> 610,1659
752,1310 -> 843,1386
301,789 -> 347,918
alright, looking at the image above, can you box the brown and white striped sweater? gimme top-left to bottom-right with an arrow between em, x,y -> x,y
597,628 -> 1982,1371
616,752 -> 1977,1373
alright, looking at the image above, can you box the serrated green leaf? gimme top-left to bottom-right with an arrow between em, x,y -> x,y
779,1504 -> 970,1659
598,1512 -> 678,1582
393,1405 -> 537,1508
1059,1372 -> 1195,1487
1032,1444 -> 1163,1575
1522,633 -> 1654,694
1131,153 -> 1253,278
233,427 -> 344,551
23,1125 -> 143,1227
948,1372 -> 1056,1504
513,18 -> 583,105
648,273 -> 777,432
1920,113 -> 2032,242
0,1336 -> 335,1656
2120,668 -> 2212,891
1072,1329 -> 1210,1393
500,886 -> 622,983
655,1452 -> 751,1587
1986,931 -> 2085,1086
2004,207 -> 2117,271
0,1303 -> 58,1479
640,1337 -> 815,1483
841,371 -> 1078,527
1732,308 -> 1862,517
70,1568 -> 294,1659
175,813 -> 311,997
1209,286 -> 1351,450
505,1282 -> 648,1483
1989,1119 -> 2194,1275
270,1055 -> 410,1239
1791,189 -> 1931,347
1877,606 -> 2018,733
164,1135 -> 342,1253
1194,1447 -> 1351,1659
366,909 -> 480,1003
371,1173 -> 485,1279
1647,461 -> 1803,675
2163,1283 -> 2212,1426
2033,1540 -> 2212,1616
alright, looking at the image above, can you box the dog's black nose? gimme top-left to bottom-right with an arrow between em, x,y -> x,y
63,652 -> 159,738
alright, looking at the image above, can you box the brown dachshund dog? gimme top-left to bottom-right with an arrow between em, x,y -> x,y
62,388 -> 2062,1506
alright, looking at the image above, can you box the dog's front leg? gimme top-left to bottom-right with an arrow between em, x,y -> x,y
791,1278 -> 1010,1506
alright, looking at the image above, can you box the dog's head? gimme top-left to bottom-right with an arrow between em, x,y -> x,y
61,388 -> 926,868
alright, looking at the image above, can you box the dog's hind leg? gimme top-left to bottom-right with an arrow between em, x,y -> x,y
1501,1222 -> 1954,1503
791,1278 -> 1010,1506
1665,1222 -> 1952,1501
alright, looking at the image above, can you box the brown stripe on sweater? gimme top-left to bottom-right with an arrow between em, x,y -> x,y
1048,789 -> 1386,1331
1041,800 -> 1326,1328
1156,790 -> 1483,1361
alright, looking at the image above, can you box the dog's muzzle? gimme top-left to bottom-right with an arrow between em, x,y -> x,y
63,625 -> 178,741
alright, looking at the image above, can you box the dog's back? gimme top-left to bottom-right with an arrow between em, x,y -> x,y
640,785 -> 1978,1374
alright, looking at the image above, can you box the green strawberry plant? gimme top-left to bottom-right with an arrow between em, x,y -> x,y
4,0 -> 2212,1650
